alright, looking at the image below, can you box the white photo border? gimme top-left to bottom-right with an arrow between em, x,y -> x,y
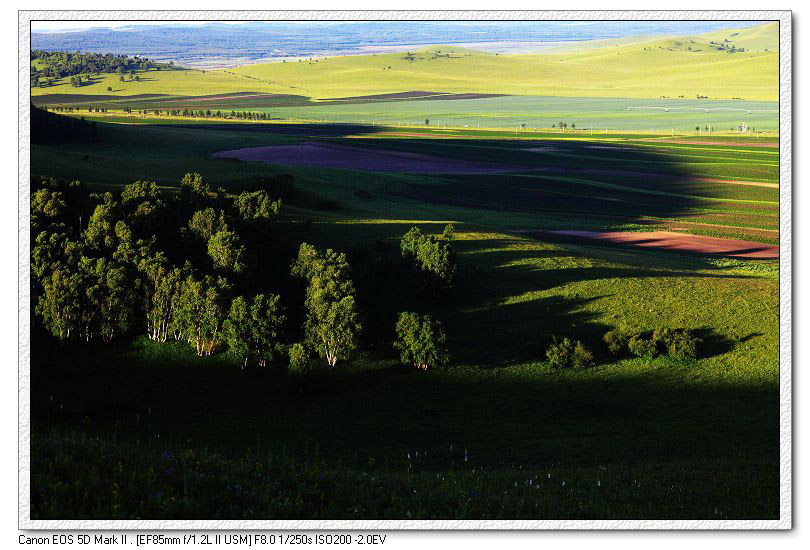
18,9 -> 793,531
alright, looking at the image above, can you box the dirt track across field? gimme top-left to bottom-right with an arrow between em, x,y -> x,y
639,139 -> 778,148
542,230 -> 778,259
212,141 -> 522,173
561,168 -> 778,188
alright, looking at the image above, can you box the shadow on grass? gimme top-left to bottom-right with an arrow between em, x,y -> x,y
30,330 -> 778,472
157,122 -> 389,138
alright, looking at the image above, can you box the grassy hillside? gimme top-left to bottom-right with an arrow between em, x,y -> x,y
31,23 -> 778,101
226,42 -> 776,100
698,21 -> 779,52
29,114 -> 779,519
30,67 -> 270,98
548,22 -> 779,54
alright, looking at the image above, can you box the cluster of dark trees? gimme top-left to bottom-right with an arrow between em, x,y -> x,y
32,173 -> 283,363
167,109 -> 275,120
708,41 -> 747,53
30,50 -> 174,88
31,172 -> 456,371
551,121 -> 575,130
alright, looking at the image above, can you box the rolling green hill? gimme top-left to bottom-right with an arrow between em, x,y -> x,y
31,23 -> 778,101
698,21 -> 779,52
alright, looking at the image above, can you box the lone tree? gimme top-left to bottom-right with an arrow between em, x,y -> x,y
400,225 -> 456,290
291,243 -> 361,367
223,293 -> 285,368
394,311 -> 450,370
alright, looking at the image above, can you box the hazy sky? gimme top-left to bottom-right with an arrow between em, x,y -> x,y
31,19 -> 763,34
32,21 -> 245,32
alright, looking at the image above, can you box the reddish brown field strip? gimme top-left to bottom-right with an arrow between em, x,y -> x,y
325,91 -> 444,100
323,91 -> 508,101
691,178 -> 778,188
164,93 -> 297,103
558,168 -> 777,188
546,230 -> 778,259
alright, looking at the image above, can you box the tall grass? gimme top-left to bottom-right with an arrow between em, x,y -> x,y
32,431 -> 778,520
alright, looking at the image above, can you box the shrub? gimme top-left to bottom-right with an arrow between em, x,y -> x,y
393,312 -> 450,370
603,327 -> 633,355
628,335 -> 657,360
441,223 -> 456,241
653,328 -> 701,361
288,342 -> 310,374
546,337 -> 594,369
570,341 -> 595,369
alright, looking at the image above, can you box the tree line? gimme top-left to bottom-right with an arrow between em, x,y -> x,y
30,50 -> 175,88
31,174 -> 455,371
39,105 -> 279,122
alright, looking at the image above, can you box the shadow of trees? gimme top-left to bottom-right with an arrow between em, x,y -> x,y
339,226 -> 756,369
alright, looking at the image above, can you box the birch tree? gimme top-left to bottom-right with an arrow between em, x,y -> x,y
291,243 -> 360,367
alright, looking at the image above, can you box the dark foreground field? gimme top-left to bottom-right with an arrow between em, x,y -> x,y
29,118 -> 780,520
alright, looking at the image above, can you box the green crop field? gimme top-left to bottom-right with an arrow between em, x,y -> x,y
28,21 -> 782,521
34,94 -> 780,132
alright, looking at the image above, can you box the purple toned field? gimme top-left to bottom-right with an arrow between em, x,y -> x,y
212,141 -> 523,173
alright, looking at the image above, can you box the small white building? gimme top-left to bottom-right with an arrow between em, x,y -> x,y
737,123 -> 750,132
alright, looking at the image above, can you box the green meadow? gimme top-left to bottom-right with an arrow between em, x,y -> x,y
29,22 -> 781,520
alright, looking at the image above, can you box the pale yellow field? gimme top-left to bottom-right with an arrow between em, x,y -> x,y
31,22 -> 779,101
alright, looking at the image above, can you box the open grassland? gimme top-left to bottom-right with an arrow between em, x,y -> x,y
30,68 -> 271,98
29,29 -> 781,516
227,38 -> 777,100
545,22 -> 778,54
31,23 -> 778,102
